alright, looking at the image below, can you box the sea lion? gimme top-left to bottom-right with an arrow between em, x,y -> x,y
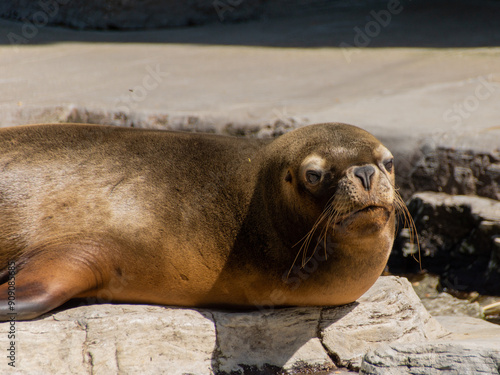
0,123 -> 402,321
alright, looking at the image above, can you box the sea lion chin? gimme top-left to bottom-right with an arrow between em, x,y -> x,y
0,122 -> 405,320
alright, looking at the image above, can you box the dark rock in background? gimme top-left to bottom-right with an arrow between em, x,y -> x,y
401,145 -> 500,201
389,192 -> 500,295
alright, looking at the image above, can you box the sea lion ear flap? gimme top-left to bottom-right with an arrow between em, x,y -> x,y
285,170 -> 293,182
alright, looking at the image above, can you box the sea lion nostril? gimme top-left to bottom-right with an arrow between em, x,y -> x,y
354,165 -> 375,191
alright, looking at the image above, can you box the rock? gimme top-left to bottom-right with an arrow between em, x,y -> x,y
434,314 -> 500,340
0,276 -> 447,374
2,276 -> 499,374
0,105 -> 304,140
409,273 -> 483,319
5,319 -> 89,374
361,341 -> 500,375
389,192 -> 500,295
360,316 -> 500,375
402,144 -> 500,201
417,292 -> 483,319
484,301 -> 500,317
212,307 -> 335,373
320,276 -> 447,370
8,305 -> 217,375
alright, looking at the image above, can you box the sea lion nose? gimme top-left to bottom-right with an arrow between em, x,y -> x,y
354,165 -> 375,191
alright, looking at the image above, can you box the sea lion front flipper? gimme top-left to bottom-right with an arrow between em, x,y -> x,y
0,244 -> 112,321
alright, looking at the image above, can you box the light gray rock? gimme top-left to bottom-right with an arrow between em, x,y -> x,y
320,276 -> 447,369
4,305 -> 217,375
79,307 -> 216,375
6,319 -> 89,374
409,273 -> 483,319
360,342 -> 500,375
435,315 -> 500,341
2,276 -> 498,375
0,276 -> 446,374
360,316 -> 500,375
212,307 -> 335,373
419,292 -> 483,319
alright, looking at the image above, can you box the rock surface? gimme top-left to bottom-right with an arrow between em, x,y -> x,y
418,290 -> 483,320
0,276 -> 447,374
361,341 -> 500,375
11,306 -> 216,375
360,316 -> 500,375
390,192 -> 500,295
320,277 -> 445,369
2,276 -> 498,374
404,144 -> 500,201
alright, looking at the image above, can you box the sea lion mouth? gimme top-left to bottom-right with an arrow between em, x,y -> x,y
335,205 -> 391,225
355,205 -> 388,215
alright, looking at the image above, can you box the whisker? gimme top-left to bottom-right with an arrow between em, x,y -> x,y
301,198 -> 353,268
301,202 -> 335,266
287,194 -> 340,278
393,189 -> 421,270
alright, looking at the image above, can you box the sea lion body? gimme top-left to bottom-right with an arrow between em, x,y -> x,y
0,123 -> 397,320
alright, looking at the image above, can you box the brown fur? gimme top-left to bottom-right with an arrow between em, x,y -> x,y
0,123 -> 397,320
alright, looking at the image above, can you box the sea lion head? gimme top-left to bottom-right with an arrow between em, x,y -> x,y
266,123 -> 403,265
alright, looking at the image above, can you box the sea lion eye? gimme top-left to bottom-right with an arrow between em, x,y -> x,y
306,170 -> 322,185
384,159 -> 394,173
